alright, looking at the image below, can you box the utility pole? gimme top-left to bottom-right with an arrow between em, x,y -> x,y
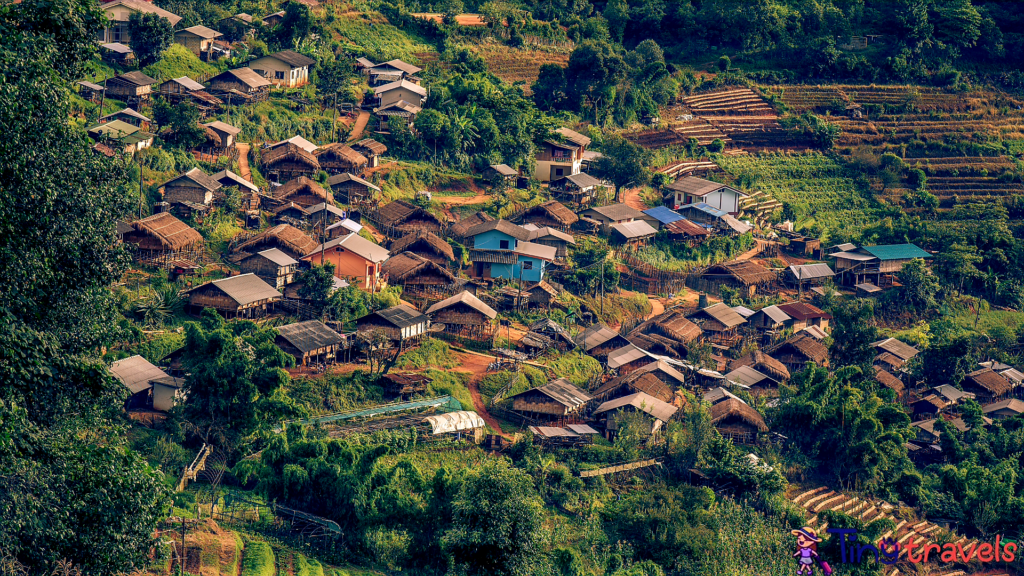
98,75 -> 107,120
331,91 -> 338,142
600,255 -> 605,318
139,157 -> 145,219
178,515 -> 186,576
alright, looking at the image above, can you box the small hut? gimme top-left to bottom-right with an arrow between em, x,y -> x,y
314,143 -> 369,175
425,291 -> 497,344
574,323 -> 631,360
523,225 -> 575,259
520,319 -> 574,354
517,200 -> 578,232
591,361 -> 684,404
268,176 -> 332,209
380,373 -> 430,397
450,211 -> 495,241
123,212 -> 204,263
206,68 -> 271,101
627,310 -> 702,357
238,248 -> 299,289
388,230 -> 455,265
328,172 -> 381,205
232,224 -> 318,261
776,302 -> 832,332
262,143 -> 320,182
351,138 -> 387,168
698,260 -> 777,297
549,172 -> 604,207
377,200 -> 444,237
961,368 -> 1012,404
202,120 -> 241,151
593,392 -> 678,440
688,303 -> 747,347
710,398 -> 767,444
874,366 -> 905,399
106,71 -> 158,103
275,320 -> 346,366
508,378 -> 592,424
186,273 -> 282,318
664,218 -> 712,246
355,304 -> 430,346
727,351 -> 790,392
160,167 -> 222,208
767,333 -> 829,374
610,220 -> 657,246
382,252 -> 458,301
78,80 -> 105,102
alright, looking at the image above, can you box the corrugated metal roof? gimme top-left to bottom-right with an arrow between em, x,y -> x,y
758,305 -> 791,324
642,206 -> 684,225
169,76 -> 206,91
518,378 -> 592,408
276,320 -> 344,353
424,411 -> 485,434
273,135 -> 318,153
610,220 -> 657,239
369,305 -> 428,329
704,386 -> 743,405
725,365 -> 773,387
209,273 -> 282,306
110,355 -> 169,394
679,202 -> 728,218
593,391 -> 678,422
529,426 -> 578,438
566,424 -> 600,434
700,303 -> 747,328
861,244 -> 932,260
574,323 -> 624,349
800,326 -> 828,340
308,233 -> 389,263
732,305 -> 755,318
514,240 -> 557,261
255,248 -> 297,266
788,263 -> 835,280
180,25 -> 222,38
266,49 -> 316,68
830,250 -> 875,261
584,203 -> 645,222
374,79 -> 427,97
607,344 -> 653,369
871,338 -> 919,360
426,291 -> 497,319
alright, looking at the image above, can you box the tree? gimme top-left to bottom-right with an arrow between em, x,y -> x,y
127,12 -> 173,66
357,328 -> 400,376
316,58 -> 352,95
885,258 -> 939,314
934,243 -> 982,295
442,459 -> 546,576
531,63 -> 568,110
273,1 -> 313,48
932,0 -> 982,48
592,134 -> 653,201
151,98 -> 207,149
177,309 -> 295,450
603,0 -> 628,42
718,55 -> 731,71
824,298 -> 879,367
297,263 -> 339,318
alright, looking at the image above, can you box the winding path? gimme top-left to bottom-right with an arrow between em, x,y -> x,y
235,143 -> 252,182
347,111 -> 370,142
452,352 -> 507,437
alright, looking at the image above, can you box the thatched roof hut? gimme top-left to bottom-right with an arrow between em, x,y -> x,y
874,366 -> 904,395
768,333 -> 829,372
383,252 -> 457,285
730,350 -> 791,383
704,260 -> 777,286
270,176 -> 331,208
388,230 -> 455,263
517,200 -> 579,231
378,200 -> 445,236
710,398 -> 768,437
125,212 -> 203,252
233,224 -> 318,260
262,142 -> 320,181
449,211 -> 494,239
314,143 -> 369,173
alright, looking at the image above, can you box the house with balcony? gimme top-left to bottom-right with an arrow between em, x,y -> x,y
465,220 -> 556,283
96,0 -> 181,44
664,176 -> 746,214
536,127 -> 591,182
249,50 -> 315,88
829,244 -> 933,287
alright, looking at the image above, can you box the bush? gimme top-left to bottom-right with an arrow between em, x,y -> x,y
718,55 -> 731,71
240,541 -> 275,576
397,339 -> 458,369
708,138 -> 726,153
364,527 -> 412,570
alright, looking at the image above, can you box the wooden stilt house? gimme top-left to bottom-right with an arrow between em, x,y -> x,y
262,143 -> 320,182
123,212 -> 205,265
382,252 -> 458,302
186,273 -> 282,318
388,230 -> 455,265
314,143 -> 369,175
425,291 -> 497,345
508,378 -> 592,424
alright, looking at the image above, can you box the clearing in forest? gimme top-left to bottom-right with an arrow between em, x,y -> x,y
473,44 -> 570,89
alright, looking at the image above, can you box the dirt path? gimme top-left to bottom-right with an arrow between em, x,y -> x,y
435,192 -> 492,206
452,352 -> 508,438
647,297 -> 665,319
235,143 -> 252,182
347,111 -> 370,142
621,186 -> 648,211
736,238 -> 768,261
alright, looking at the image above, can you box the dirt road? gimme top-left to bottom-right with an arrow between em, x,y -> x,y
621,186 -> 648,211
453,352 -> 507,437
235,143 -> 252,182
347,111 -> 370,142
435,192 -> 492,206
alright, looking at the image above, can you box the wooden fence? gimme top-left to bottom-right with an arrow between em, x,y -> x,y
579,458 -> 662,478
618,249 -> 703,296
176,444 -> 212,492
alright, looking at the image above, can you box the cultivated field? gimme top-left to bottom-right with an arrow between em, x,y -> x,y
766,84 -> 982,112
473,44 -> 570,88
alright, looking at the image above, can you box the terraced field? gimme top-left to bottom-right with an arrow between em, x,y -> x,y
681,87 -> 788,149
767,85 -> 980,112
834,112 -> 1024,147
473,44 -> 570,88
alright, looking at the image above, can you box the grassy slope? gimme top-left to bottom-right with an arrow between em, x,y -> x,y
329,6 -> 436,61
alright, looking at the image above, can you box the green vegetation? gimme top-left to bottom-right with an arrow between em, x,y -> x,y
143,43 -> 219,81
240,540 -> 276,576
396,339 -> 459,369
632,234 -> 756,271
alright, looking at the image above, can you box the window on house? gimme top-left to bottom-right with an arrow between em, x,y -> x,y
523,261 -> 534,270
555,168 -> 564,176
275,71 -> 285,80
499,240 -> 510,250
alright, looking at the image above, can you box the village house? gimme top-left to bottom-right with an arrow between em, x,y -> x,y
830,244 -> 933,288
261,10 -> 285,26
305,203 -> 347,236
78,80 -> 105,102
608,344 -> 664,374
930,384 -> 974,406
238,248 -> 299,289
110,355 -> 180,411
516,200 -> 578,232
549,173 -> 605,207
912,417 -> 990,443
640,206 -> 685,231
676,203 -> 751,235
961,368 -> 1013,404
574,323 -> 632,361
355,305 -> 430,346
303,233 -> 390,291
579,203 -> 646,235
747,305 -> 791,334
593,392 -> 678,440
105,71 -> 159,104
591,360 -> 686,404
367,59 -> 423,85
326,218 -> 363,239
728,351 -> 791,393
484,164 -> 518,184
232,224 -> 318,261
262,144 -> 321,183
519,318 -> 575,355
202,120 -> 242,151
767,333 -> 830,374
122,212 -> 204,263
275,320 -> 346,366
874,366 -> 905,399
328,173 -> 381,205
710,398 -> 768,444
980,361 -> 1024,388
627,310 -> 702,358
688,303 -> 747,346
206,68 -> 272,102
509,378 -> 593,425
173,25 -> 223,60
374,79 -> 427,111
100,42 -> 135,65
784,263 -> 835,294
96,0 -> 181,44
100,107 -> 151,129
871,337 -> 919,373
910,394 -> 947,419
521,225 -> 575,259
380,372 -> 430,397
186,273 -> 283,318
610,220 -> 658,246
537,127 -> 591,182
449,211 -> 494,242
697,260 -> 776,297
388,230 -> 455,265
983,399 -> 1024,420
351,139 -> 387,168
704,387 -> 742,407
87,120 -> 154,155
664,176 -> 747,214
425,291 -> 497,345
315,143 -> 368,175
776,302 -> 832,332
466,219 -> 555,283
377,200 -> 445,237
374,100 -> 421,132
664,218 -> 712,245
159,168 -> 222,216
249,50 -> 316,88
272,203 -> 312,227
382,252 -> 458,302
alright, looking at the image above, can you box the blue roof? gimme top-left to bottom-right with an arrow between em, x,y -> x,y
643,206 -> 685,225
679,203 -> 727,219
861,244 -> 932,261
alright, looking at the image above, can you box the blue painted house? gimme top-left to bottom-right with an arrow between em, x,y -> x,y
466,219 -> 556,283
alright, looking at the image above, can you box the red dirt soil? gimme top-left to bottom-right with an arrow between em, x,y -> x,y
452,352 -> 508,438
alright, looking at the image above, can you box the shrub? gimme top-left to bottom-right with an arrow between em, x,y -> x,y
240,541 -> 275,576
364,527 -> 412,570
708,138 -> 726,153
718,55 -> 731,71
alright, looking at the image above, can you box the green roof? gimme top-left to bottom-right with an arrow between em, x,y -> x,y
87,119 -> 139,139
861,244 -> 932,261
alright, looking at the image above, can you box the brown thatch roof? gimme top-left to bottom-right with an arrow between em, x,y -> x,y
523,200 -> 579,226
389,230 -> 455,261
314,143 -> 368,166
874,366 -> 904,394
450,211 -> 494,237
130,212 -> 203,250
262,142 -> 320,169
654,311 -> 702,344
378,200 -> 444,227
382,251 -> 457,283
771,333 -> 829,365
592,371 -> 674,404
272,176 -> 331,204
703,260 -> 777,286
710,398 -> 768,432
233,224 -> 318,258
965,368 -> 1012,397
731,350 -> 791,382
353,138 -> 387,156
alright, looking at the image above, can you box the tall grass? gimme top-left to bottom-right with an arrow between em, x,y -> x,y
240,541 -> 275,576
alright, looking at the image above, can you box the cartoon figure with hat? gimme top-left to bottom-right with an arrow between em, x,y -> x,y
792,526 -> 831,575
